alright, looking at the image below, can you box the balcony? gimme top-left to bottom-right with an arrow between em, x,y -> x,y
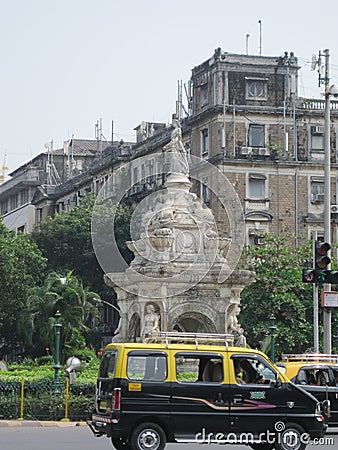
0,167 -> 40,195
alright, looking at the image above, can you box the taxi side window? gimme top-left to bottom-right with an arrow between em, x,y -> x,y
296,368 -> 332,386
127,353 -> 167,381
333,369 -> 338,385
175,354 -> 223,383
232,356 -> 276,385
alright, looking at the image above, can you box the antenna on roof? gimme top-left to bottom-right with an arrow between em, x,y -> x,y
258,19 -> 262,56
246,33 -> 250,55
311,54 -> 318,71
0,151 -> 8,183
95,118 -> 103,156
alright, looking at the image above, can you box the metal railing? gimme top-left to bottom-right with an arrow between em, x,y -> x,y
144,331 -> 234,349
281,353 -> 338,363
0,378 -> 95,421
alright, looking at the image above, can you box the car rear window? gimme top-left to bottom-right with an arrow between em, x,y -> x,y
99,350 -> 118,378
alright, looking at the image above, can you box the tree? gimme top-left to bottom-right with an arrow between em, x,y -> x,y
31,195 -> 133,296
240,234 -> 313,359
0,218 -> 46,356
18,271 -> 101,360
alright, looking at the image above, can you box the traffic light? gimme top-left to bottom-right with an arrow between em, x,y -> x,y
302,269 -> 316,283
302,241 -> 333,284
326,270 -> 338,284
314,240 -> 331,283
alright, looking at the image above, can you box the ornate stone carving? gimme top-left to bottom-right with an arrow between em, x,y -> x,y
142,303 -> 160,339
226,304 -> 246,347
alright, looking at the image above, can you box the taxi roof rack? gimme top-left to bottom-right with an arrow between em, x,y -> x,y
143,331 -> 234,349
282,353 -> 338,363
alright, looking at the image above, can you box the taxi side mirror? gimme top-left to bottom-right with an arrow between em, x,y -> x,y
322,399 -> 331,418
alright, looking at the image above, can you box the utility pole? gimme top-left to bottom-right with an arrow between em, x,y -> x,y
312,233 -> 319,352
323,49 -> 332,354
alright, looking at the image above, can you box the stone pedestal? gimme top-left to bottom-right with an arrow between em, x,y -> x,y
105,268 -> 254,344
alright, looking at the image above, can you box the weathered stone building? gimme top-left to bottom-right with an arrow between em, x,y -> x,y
1,48 -> 338,341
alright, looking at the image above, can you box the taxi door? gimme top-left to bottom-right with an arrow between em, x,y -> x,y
170,352 -> 230,442
294,365 -> 338,425
229,354 -> 292,435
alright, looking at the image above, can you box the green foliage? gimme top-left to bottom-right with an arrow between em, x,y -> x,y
31,195 -> 133,295
71,348 -> 100,368
31,195 -> 102,290
0,357 -> 98,384
0,378 -> 96,421
18,272 -> 101,360
0,217 -> 46,355
241,234 -> 313,359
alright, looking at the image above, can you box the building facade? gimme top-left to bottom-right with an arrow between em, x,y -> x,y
2,48 -> 338,248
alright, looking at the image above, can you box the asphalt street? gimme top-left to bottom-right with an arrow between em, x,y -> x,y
0,424 -> 336,450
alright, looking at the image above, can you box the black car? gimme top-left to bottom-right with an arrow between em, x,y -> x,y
277,355 -> 338,426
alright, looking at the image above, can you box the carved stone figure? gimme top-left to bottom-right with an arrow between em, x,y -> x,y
142,304 -> 160,338
163,118 -> 189,175
226,305 -> 246,347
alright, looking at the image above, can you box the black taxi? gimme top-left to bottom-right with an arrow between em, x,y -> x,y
277,353 -> 338,426
87,333 -> 328,450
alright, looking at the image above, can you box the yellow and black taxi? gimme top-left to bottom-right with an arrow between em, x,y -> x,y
87,333 -> 327,450
277,353 -> 338,426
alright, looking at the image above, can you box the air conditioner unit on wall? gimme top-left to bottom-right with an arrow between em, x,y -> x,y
331,205 -> 338,223
258,147 -> 270,156
314,194 -> 325,202
311,125 -> 325,135
241,146 -> 252,155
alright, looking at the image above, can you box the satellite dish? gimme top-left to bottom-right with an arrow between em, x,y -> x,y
311,54 -> 318,71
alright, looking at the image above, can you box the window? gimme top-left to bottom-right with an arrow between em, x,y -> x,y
311,126 -> 324,151
248,124 -> 265,147
199,83 -> 208,106
201,129 -> 209,157
232,356 -> 276,385
249,174 -> 266,199
99,350 -> 117,378
311,179 -> 324,203
295,368 -> 333,387
175,354 -> 223,383
127,352 -> 167,381
245,78 -> 268,101
133,167 -> 138,184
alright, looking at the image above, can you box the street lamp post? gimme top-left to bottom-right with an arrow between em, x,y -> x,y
269,315 -> 276,363
53,310 -> 62,393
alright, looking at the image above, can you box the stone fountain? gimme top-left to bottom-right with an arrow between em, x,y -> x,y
104,118 -> 254,344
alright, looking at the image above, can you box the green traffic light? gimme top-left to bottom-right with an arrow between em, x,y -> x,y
316,270 -> 328,283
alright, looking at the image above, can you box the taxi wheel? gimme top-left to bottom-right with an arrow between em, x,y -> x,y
130,422 -> 166,450
274,422 -> 306,450
111,437 -> 131,450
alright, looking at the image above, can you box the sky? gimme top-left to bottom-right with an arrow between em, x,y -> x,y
2,0 -> 338,175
